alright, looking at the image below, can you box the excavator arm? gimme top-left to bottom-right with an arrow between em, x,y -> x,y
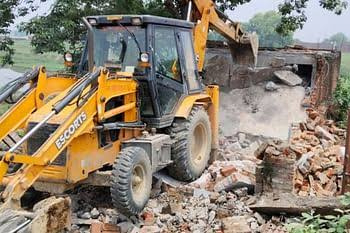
0,67 -> 77,144
189,0 -> 259,71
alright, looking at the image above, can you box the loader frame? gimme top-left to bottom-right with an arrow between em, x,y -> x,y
0,14 -> 222,212
0,68 -> 142,209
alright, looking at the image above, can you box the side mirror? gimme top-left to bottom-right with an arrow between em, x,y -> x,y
64,52 -> 74,67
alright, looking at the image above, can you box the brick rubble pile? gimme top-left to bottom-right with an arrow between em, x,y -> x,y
255,108 -> 346,197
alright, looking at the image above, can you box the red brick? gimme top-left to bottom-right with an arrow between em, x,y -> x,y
90,222 -> 120,233
220,165 -> 237,177
141,211 -> 155,226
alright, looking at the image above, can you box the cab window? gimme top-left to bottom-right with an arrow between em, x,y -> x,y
154,27 -> 182,83
180,30 -> 201,91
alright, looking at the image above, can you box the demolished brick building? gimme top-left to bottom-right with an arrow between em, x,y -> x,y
205,41 -> 341,106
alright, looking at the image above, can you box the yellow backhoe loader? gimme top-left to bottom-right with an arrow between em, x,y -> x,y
0,0 -> 258,220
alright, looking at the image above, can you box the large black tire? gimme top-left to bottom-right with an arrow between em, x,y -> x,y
167,106 -> 212,181
111,147 -> 152,216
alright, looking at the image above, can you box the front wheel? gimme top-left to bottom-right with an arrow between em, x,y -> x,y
110,147 -> 152,216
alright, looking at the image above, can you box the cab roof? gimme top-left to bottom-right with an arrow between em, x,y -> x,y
86,15 -> 194,29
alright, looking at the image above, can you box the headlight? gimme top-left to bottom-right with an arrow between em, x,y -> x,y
88,18 -> 97,25
131,17 -> 142,26
140,53 -> 149,63
64,53 -> 73,62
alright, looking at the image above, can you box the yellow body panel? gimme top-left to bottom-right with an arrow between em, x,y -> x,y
175,86 -> 219,153
66,133 -> 119,183
0,4 -> 232,208
175,93 -> 211,118
0,68 -> 77,143
0,70 -> 141,206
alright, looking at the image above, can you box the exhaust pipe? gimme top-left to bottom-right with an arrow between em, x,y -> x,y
82,18 -> 95,73
186,1 -> 192,22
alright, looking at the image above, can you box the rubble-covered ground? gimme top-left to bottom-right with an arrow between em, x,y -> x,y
69,131 -> 288,233
1,73 -> 344,233
220,82 -> 307,140
69,80 -> 313,233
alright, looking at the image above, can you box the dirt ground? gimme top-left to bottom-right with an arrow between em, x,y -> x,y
220,82 -> 307,140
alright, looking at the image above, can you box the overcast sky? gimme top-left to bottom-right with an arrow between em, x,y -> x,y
15,0 -> 350,42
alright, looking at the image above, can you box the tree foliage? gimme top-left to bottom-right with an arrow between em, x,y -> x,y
22,0 -> 146,56
0,0 -> 47,65
323,32 -> 349,47
277,0 -> 348,35
0,0 -> 348,66
21,0 -> 184,58
244,11 -> 294,48
286,210 -> 350,233
331,72 -> 350,127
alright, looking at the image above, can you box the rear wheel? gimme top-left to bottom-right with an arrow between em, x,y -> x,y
167,106 -> 212,181
111,147 -> 152,216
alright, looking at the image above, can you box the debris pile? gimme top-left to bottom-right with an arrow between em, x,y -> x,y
69,183 -> 274,232
255,108 -> 346,197
189,160 -> 256,193
67,134 -> 291,233
141,187 -> 257,233
292,109 -> 345,197
219,132 -> 267,161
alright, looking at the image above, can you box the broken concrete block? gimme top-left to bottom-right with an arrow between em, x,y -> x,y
31,196 -> 71,233
237,133 -> 246,144
274,70 -> 303,86
90,208 -> 99,219
140,225 -> 161,233
161,203 -> 183,215
265,81 -> 279,91
228,142 -> 242,151
265,146 -> 282,156
189,173 -> 212,189
222,216 -> 251,233
117,221 -> 136,233
216,208 -> 231,219
193,188 -> 211,198
315,126 -> 335,142
296,152 -> 314,175
214,172 -> 254,192
80,212 -> 91,219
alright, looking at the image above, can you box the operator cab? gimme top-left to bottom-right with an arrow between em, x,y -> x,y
78,15 -> 203,128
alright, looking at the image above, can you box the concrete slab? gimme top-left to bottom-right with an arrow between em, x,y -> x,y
274,70 -> 303,86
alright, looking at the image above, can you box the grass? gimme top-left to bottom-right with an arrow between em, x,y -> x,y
0,103 -> 10,115
1,39 -> 64,73
342,53 -> 350,74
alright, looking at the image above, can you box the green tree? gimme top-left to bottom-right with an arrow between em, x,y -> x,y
1,0 -> 348,66
21,0 -> 180,58
324,32 -> 349,47
244,11 -> 294,48
0,0 -> 46,65
21,0 -> 147,56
